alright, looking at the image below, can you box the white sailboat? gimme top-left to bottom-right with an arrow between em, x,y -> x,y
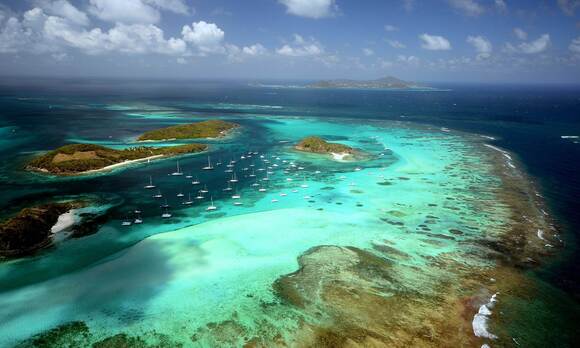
176,191 -> 184,197
153,189 -> 163,198
223,181 -> 233,191
144,176 -> 156,189
230,172 -> 238,183
171,160 -> 183,176
200,185 -> 209,193
183,193 -> 193,205
161,207 -> 172,218
192,176 -> 200,185
202,156 -> 214,170
206,196 -> 217,211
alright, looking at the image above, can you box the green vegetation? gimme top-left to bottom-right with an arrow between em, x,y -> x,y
0,203 -> 73,257
295,136 -> 354,154
137,120 -> 239,141
27,143 -> 207,175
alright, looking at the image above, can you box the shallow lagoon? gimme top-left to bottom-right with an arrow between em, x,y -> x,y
0,95 -> 574,347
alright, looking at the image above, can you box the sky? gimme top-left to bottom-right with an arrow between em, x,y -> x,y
0,0 -> 579,83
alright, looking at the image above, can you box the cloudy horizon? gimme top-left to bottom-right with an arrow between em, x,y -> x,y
1,0 -> 579,83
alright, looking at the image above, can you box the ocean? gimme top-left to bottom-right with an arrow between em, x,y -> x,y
0,78 -> 578,347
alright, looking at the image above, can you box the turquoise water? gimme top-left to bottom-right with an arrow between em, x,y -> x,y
0,112 -> 521,346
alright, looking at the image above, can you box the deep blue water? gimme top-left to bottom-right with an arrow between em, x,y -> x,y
0,78 -> 579,340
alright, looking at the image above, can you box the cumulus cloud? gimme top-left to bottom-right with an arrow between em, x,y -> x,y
467,35 -> 492,59
495,0 -> 507,13
88,0 -> 189,24
242,43 -> 267,56
387,39 -> 405,49
276,34 -> 323,56
447,0 -> 484,16
278,0 -> 337,19
506,34 -> 550,54
419,34 -> 451,50
518,34 -> 550,54
384,24 -> 398,32
568,37 -> 580,53
36,0 -> 89,26
558,0 -> 580,16
513,28 -> 527,40
182,21 -> 225,54
363,48 -> 374,56
397,54 -> 420,65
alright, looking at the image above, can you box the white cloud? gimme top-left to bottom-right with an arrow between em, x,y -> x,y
513,28 -> 527,40
182,21 -> 225,54
384,24 -> 398,32
402,0 -> 415,11
419,33 -> 451,50
87,0 -> 189,24
363,48 -> 374,56
242,43 -> 267,56
518,34 -> 550,54
387,39 -> 405,49
278,0 -> 337,19
88,0 -> 160,24
36,0 -> 89,26
276,34 -> 323,56
448,0 -> 484,16
495,0 -> 507,13
145,0 -> 190,15
568,37 -> 580,53
467,35 -> 492,59
397,54 -> 420,65
558,0 -> 580,16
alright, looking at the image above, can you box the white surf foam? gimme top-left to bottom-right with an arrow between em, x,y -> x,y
473,293 -> 499,340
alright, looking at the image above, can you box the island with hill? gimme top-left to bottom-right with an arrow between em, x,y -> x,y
137,120 -> 239,141
0,202 -> 76,258
295,136 -> 359,161
27,143 -> 207,175
306,76 -> 429,89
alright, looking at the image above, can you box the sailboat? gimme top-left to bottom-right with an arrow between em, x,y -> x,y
186,173 -> 193,179
161,207 -> 172,218
176,190 -> 184,197
202,156 -> 214,170
206,196 -> 217,211
200,185 -> 209,193
223,181 -> 232,192
232,188 -> 241,199
144,176 -> 156,189
230,172 -> 238,183
183,193 -> 193,205
171,160 -> 184,176
161,199 -> 170,208
301,175 -> 308,188
134,213 -> 143,224
153,189 -> 163,198
121,217 -> 132,226
249,169 -> 256,177
195,190 -> 205,200
192,176 -> 200,185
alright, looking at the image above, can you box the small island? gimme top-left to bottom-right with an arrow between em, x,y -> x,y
306,76 -> 428,89
27,143 -> 207,175
137,120 -> 239,141
0,202 -> 76,257
295,136 -> 357,161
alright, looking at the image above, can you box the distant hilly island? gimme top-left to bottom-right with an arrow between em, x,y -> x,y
306,76 -> 430,89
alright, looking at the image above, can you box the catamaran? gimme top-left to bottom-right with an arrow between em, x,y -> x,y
206,196 -> 217,211
202,156 -> 214,170
171,160 -> 183,176
144,176 -> 156,189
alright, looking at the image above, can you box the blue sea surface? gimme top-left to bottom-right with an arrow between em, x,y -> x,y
0,78 -> 579,346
